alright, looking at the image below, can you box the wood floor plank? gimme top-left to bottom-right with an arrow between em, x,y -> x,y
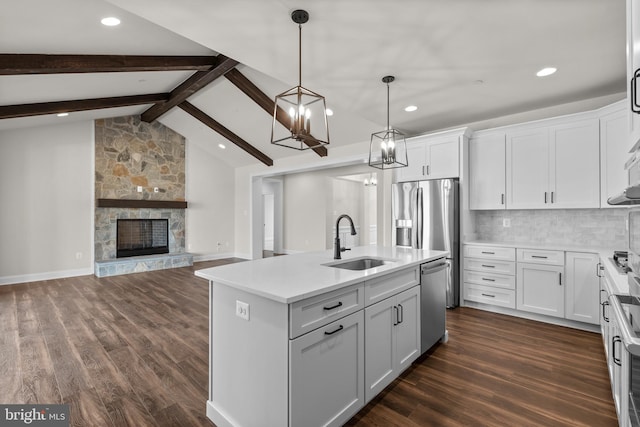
0,260 -> 619,426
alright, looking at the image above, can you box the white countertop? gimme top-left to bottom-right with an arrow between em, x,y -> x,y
464,240 -> 629,294
195,245 -> 449,304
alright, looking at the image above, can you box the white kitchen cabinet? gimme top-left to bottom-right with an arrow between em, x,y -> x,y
469,132 -> 506,210
462,245 -> 516,309
564,252 -> 600,325
506,118 -> 600,209
290,310 -> 365,427
506,126 -> 550,209
516,256 -> 565,318
396,134 -> 460,182
628,0 -> 640,151
600,101 -> 630,207
549,118 -> 600,208
364,285 -> 420,403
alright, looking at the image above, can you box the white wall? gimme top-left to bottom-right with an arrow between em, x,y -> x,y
0,121 -> 94,284
283,172 -> 328,252
185,138 -> 236,260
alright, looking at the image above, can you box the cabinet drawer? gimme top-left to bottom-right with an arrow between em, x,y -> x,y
464,283 -> 516,309
463,270 -> 515,290
365,268 -> 419,307
464,245 -> 515,261
464,258 -> 515,275
517,248 -> 564,266
290,283 -> 364,339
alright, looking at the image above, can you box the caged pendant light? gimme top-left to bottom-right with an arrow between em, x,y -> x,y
368,76 -> 408,170
271,9 -> 330,151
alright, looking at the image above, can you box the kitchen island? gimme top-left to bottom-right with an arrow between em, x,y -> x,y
196,245 -> 448,427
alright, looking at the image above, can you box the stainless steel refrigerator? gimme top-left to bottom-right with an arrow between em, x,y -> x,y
392,179 -> 459,307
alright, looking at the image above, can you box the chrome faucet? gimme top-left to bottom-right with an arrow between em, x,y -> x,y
334,214 -> 357,259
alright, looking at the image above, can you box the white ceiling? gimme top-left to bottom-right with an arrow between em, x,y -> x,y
0,0 -> 627,167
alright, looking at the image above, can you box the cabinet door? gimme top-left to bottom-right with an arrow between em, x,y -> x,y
549,119 -> 600,208
364,297 -> 396,402
628,0 -> 640,151
469,133 -> 506,210
506,127 -> 549,209
289,310 -> 365,427
565,252 -> 600,325
426,137 -> 459,179
396,143 -> 426,182
600,105 -> 629,207
516,262 -> 564,317
394,286 -> 421,373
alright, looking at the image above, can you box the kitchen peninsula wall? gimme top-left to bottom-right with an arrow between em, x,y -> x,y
475,209 -> 628,249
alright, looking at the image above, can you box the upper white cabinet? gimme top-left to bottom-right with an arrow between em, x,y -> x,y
396,129 -> 467,182
600,101 -> 630,207
505,117 -> 600,209
469,132 -> 506,210
627,0 -> 640,151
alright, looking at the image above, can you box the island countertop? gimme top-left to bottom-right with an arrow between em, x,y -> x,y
195,245 -> 449,304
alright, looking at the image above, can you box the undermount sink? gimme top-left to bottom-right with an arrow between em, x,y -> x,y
325,257 -> 391,271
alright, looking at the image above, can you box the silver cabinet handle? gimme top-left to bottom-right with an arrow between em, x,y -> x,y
551,191 -> 554,203
544,192 -> 548,203
481,277 -> 496,282
481,264 -> 495,268
422,165 -> 425,176
393,306 -> 398,326
612,336 -> 622,366
531,255 -> 548,259
501,193 -> 505,205
481,251 -> 495,255
426,165 -> 430,175
559,272 -> 562,285
481,293 -> 496,298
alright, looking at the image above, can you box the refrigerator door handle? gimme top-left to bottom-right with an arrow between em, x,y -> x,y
416,186 -> 423,249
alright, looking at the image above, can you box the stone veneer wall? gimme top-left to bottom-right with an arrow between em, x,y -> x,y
94,116 -> 186,261
475,208 -> 629,249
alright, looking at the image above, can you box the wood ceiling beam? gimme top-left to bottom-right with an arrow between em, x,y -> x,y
224,68 -> 328,157
141,55 -> 239,123
0,93 -> 169,120
0,54 -> 218,75
179,101 -> 273,167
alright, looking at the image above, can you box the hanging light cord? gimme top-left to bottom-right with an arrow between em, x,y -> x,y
386,81 -> 390,131
298,23 -> 302,88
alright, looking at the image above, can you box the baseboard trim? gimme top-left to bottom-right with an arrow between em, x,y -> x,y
0,267 -> 94,286
193,252 -> 244,262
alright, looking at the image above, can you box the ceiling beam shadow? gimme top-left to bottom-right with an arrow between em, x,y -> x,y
0,54 -> 218,74
224,68 -> 328,157
179,101 -> 273,167
141,55 -> 239,123
0,93 -> 169,119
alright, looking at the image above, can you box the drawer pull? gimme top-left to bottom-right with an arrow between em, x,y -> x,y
323,301 -> 343,311
612,336 -> 622,367
481,293 -> 496,298
531,255 -> 548,259
481,264 -> 495,268
397,304 -> 404,324
481,278 -> 496,282
602,301 -> 610,323
481,251 -> 495,255
324,325 -> 344,336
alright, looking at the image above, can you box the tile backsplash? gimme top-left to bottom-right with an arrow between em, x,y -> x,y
475,209 -> 629,249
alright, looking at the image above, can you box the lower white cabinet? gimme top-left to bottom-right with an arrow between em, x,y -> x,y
290,310 -> 365,427
516,262 -> 565,317
564,252 -> 600,325
364,285 -> 421,402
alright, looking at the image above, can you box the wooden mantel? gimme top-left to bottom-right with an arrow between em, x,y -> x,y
96,199 -> 188,209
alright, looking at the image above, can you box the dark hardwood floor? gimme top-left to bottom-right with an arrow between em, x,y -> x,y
0,260 -> 617,426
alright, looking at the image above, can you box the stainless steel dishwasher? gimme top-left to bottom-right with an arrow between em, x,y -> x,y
420,258 -> 449,354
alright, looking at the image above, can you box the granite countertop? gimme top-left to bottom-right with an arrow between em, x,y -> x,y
464,240 -> 629,294
195,245 -> 448,304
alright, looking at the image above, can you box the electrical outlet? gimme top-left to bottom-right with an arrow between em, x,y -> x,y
75,252 -> 83,260
502,218 -> 511,228
137,186 -> 143,193
236,300 -> 249,321
154,187 -> 159,193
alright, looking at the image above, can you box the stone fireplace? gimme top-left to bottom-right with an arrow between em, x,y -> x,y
94,115 -> 192,277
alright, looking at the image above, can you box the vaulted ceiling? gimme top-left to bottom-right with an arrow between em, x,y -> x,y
0,0 -> 627,168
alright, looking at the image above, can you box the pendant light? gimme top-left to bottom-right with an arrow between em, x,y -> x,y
369,76 -> 408,169
271,9 -> 330,151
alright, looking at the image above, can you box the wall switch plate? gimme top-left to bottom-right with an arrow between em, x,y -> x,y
502,218 -> 511,227
137,186 -> 143,193
236,300 -> 250,321
154,187 -> 159,193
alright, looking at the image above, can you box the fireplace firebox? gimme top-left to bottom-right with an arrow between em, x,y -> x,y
117,219 -> 169,258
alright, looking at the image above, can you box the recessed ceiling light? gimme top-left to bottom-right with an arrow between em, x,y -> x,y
101,17 -> 121,26
325,108 -> 334,116
404,105 -> 418,112
57,112 -> 69,117
218,143 -> 226,149
536,67 -> 557,77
